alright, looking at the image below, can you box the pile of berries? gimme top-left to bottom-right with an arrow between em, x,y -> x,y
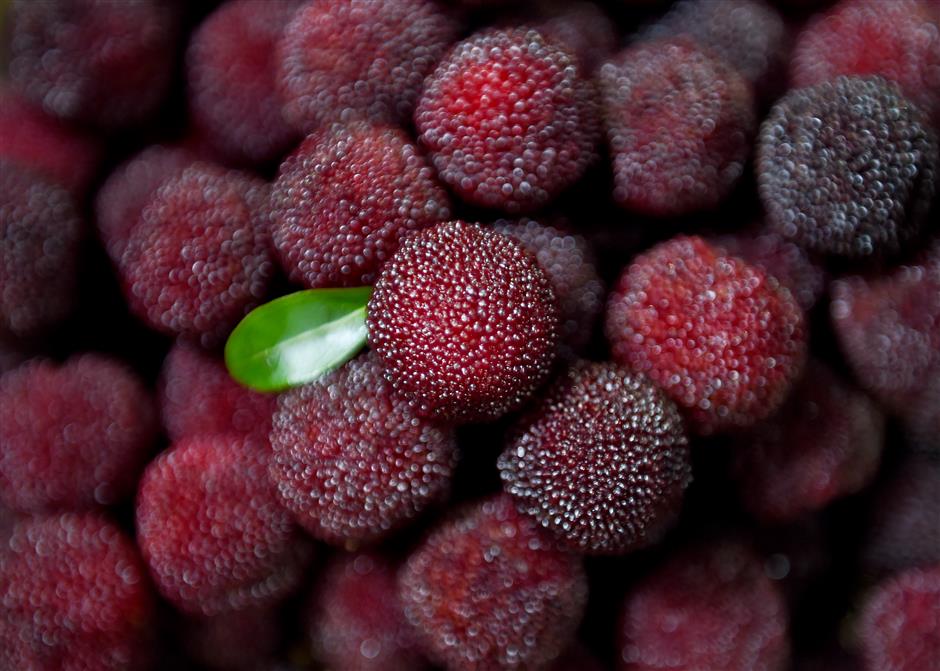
1,0 -> 939,669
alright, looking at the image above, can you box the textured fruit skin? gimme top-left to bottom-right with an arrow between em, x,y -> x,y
757,76 -> 937,259
0,92 -> 102,196
599,39 -> 755,216
368,221 -> 560,422
618,539 -> 790,671
95,145 -> 196,263
136,433 -> 306,616
0,161 -> 82,339
399,494 -> 588,670
119,163 -> 274,347
415,27 -> 600,213
271,122 -> 451,288
493,218 -> 604,357
276,0 -> 457,134
158,341 -> 276,443
534,2 -> 618,73
863,457 -> 940,578
187,0 -> 299,166
638,0 -> 789,99
0,355 -> 157,512
309,553 -> 427,671
732,361 -> 884,523
713,232 -> 827,312
791,0 -> 940,126
498,361 -> 691,555
858,566 -> 940,671
6,0 -> 178,127
605,236 -> 807,435
270,353 -> 457,544
830,257 -> 940,414
0,513 -> 155,671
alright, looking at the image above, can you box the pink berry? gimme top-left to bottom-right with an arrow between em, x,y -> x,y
606,236 -> 807,434
367,220 -> 560,422
416,27 -> 600,213
270,353 -> 457,544
270,122 -> 450,288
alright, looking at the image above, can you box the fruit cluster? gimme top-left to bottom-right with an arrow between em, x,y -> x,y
1,0 -> 939,670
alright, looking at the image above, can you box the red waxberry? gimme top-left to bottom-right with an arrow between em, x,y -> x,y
399,494 -> 588,670
271,122 -> 450,288
0,354 -> 157,512
270,353 -> 457,544
95,144 -> 197,263
0,91 -> 102,195
416,27 -> 600,213
136,433 -> 307,615
119,162 -> 274,347
367,220 -> 560,422
732,361 -> 884,523
906,372 -> 940,453
0,513 -> 154,671
498,361 -> 692,555
863,456 -> 940,578
0,160 -> 82,339
534,2 -> 618,73
309,552 -> 427,671
493,218 -> 604,357
858,565 -> 940,671
638,0 -> 789,99
830,256 -> 940,414
6,0 -> 179,127
159,341 -> 276,443
277,0 -> 457,134
184,605 -> 281,671
791,0 -> 940,126
618,538 -> 790,671
713,231 -> 827,312
187,0 -> 300,166
599,39 -> 756,217
606,235 -> 807,435
757,76 -> 938,259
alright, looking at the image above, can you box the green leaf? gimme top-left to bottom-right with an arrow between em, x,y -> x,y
225,287 -> 372,392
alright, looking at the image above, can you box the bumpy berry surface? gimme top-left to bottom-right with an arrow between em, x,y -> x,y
713,232 -> 827,312
0,513 -> 154,671
271,122 -> 450,288
187,0 -> 299,166
0,161 -> 82,338
159,341 -> 276,443
498,361 -> 691,555
606,236 -> 807,435
791,0 -> 940,126
309,553 -> 427,671
119,163 -> 274,347
184,605 -> 281,671
0,354 -> 156,512
858,566 -> 940,671
95,145 -> 196,262
368,221 -> 559,422
906,373 -> 940,453
732,361 -> 884,523
6,0 -> 178,127
639,0 -> 789,97
399,494 -> 587,670
270,353 -> 457,544
863,457 -> 940,577
276,0 -> 456,134
535,2 -> 618,73
493,218 -> 604,357
619,538 -> 790,671
136,433 -> 306,615
416,28 -> 600,213
599,39 -> 756,216
0,91 -> 101,195
830,258 -> 940,413
757,76 -> 937,259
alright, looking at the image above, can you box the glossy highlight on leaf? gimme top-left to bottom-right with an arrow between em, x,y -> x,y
224,287 -> 371,392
